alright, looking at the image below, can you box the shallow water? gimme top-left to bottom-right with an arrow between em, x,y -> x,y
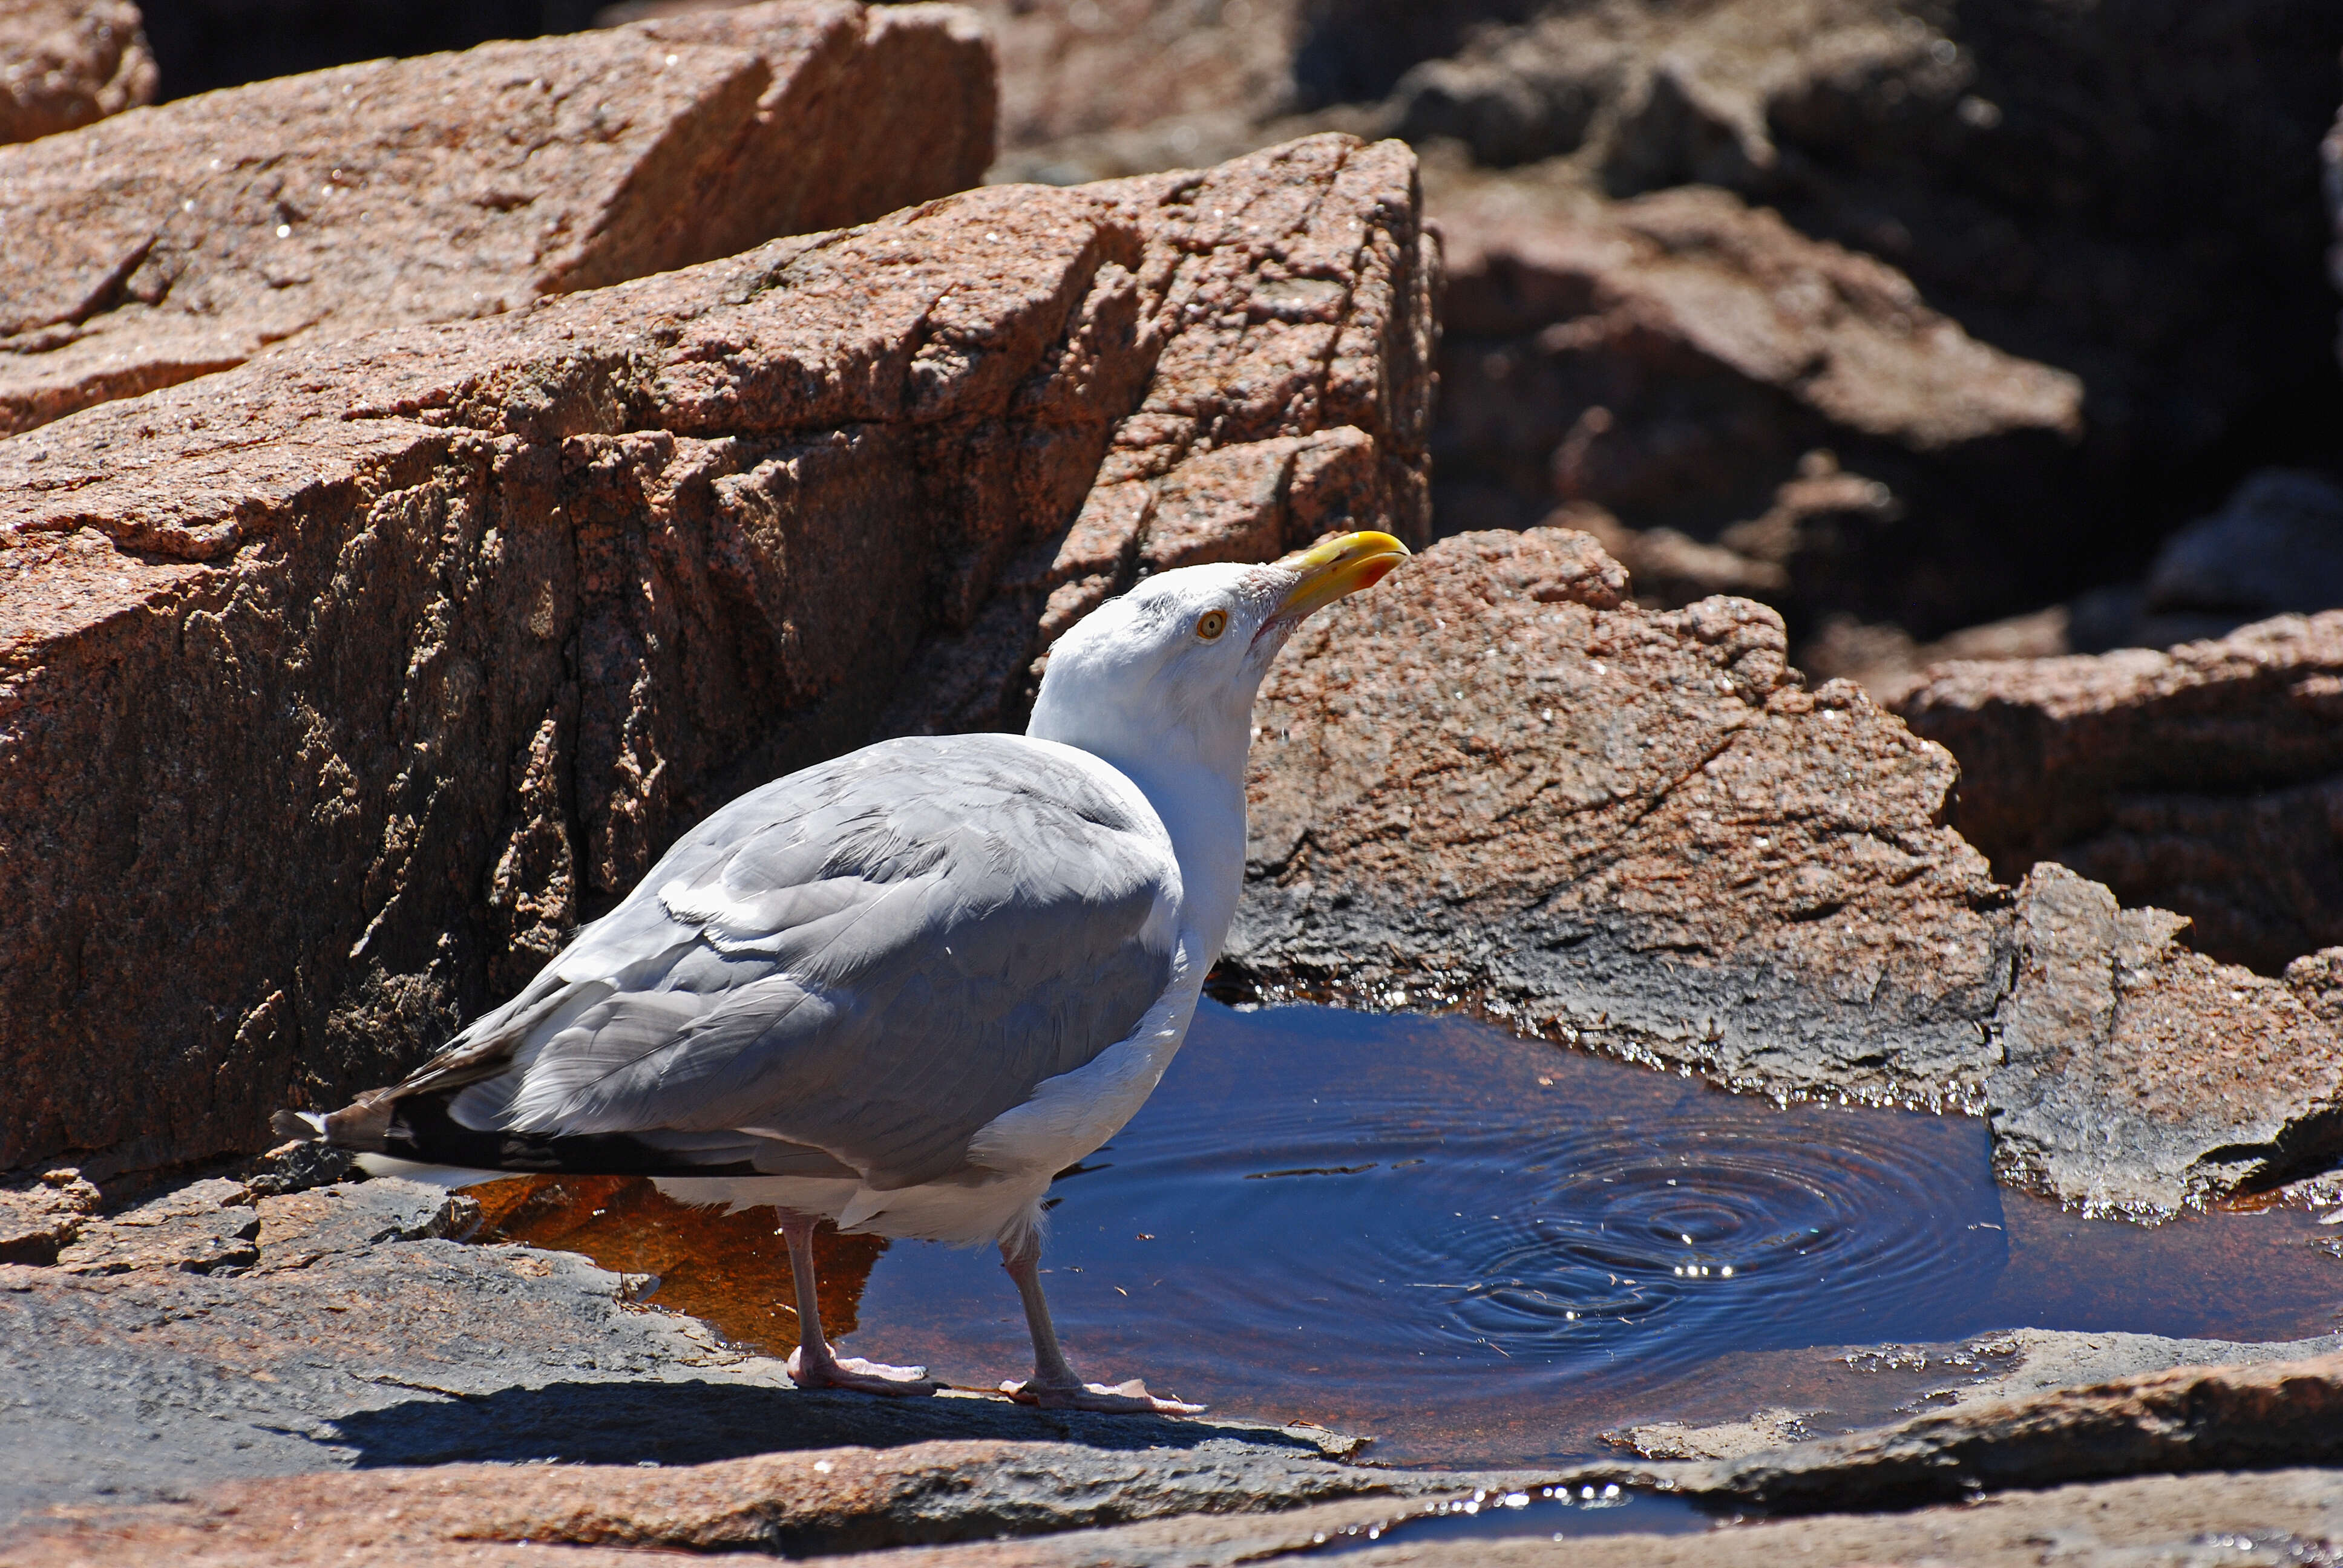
470,1001 -> 2343,1467
1313,1485 -> 1715,1553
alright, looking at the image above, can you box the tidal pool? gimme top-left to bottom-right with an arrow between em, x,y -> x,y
469,1001 -> 2343,1467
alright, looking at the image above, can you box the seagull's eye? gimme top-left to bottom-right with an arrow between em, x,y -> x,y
1195,609 -> 1229,641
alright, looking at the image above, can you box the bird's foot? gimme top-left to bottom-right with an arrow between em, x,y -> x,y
788,1346 -> 939,1397
1000,1376 -> 1205,1414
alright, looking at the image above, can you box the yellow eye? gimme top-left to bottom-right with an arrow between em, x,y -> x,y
1196,608 -> 1229,641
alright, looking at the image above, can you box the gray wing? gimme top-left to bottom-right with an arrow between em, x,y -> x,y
398,734 -> 1180,1190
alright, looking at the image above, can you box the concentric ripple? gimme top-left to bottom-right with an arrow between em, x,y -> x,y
850,1002 -> 2009,1449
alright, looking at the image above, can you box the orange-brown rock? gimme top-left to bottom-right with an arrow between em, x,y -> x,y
0,132 -> 1434,1174
1232,525 -> 2013,1104
0,0 -> 152,145
1433,180 -> 2083,638
1231,529 -> 2343,1210
1893,612 -> 2343,975
1988,864 -> 2343,1212
0,0 -> 995,436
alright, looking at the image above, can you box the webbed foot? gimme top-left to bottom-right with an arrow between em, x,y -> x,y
1000,1376 -> 1204,1414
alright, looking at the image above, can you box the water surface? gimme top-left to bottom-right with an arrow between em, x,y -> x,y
473,1002 -> 2343,1466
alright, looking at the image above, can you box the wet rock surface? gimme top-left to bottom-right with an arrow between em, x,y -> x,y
0,130 -> 1434,1174
1893,611 -> 2343,976
0,0 -> 994,436
0,1171 -> 1397,1536
1230,529 -> 2343,1211
7,1165 -> 2343,1565
0,0 -> 154,144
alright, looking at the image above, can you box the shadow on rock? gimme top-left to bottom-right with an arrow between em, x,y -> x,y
330,1380 -> 1335,1469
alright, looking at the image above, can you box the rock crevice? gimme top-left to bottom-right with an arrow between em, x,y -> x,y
0,132 -> 1434,1177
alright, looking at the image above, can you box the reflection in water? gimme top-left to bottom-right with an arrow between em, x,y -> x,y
1315,1485 -> 1715,1553
462,1003 -> 2343,1466
467,1171 -> 886,1354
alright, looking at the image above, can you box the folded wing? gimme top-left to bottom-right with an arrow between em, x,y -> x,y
338,735 -> 1181,1191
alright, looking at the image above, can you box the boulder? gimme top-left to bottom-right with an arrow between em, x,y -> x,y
1231,525 -> 2013,1106
1231,530 -> 2343,1210
1892,612 -> 2343,975
0,0 -> 997,436
1432,177 -> 2083,639
1990,864 -> 2343,1213
0,131 -> 1435,1175
0,0 -> 152,144
983,0 -> 2343,660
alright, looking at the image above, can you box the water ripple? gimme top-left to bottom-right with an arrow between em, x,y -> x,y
967,1002 -> 2007,1419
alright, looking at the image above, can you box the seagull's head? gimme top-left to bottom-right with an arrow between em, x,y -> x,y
1029,531 -> 1410,778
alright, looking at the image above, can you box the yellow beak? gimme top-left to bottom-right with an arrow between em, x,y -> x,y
1273,531 -> 1412,620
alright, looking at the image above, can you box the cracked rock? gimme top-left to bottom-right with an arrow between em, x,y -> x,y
1232,528 -> 2343,1212
1230,524 -> 2011,1105
0,131 -> 1434,1175
1894,610 -> 2343,976
0,0 -> 995,435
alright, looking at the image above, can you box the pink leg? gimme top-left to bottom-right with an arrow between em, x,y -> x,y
778,1217 -> 936,1397
995,1229 -> 1203,1414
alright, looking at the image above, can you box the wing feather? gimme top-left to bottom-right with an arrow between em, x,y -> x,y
403,734 -> 1178,1189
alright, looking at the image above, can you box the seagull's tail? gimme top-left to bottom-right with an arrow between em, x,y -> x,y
270,1108 -> 326,1142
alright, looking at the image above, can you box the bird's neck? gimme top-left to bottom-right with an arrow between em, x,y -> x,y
1124,753 -> 1248,959
1072,742 -> 1249,963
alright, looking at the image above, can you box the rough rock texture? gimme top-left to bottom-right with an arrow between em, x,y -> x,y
5,1437 -> 1467,1560
1432,174 -> 2083,639
1682,1349 -> 2343,1516
1893,612 -> 2343,975
0,0 -> 997,435
1988,865 -> 2343,1212
1407,0 -> 2343,618
0,1169 -> 1381,1532
1230,525 -> 2012,1106
0,132 -> 1435,1174
10,1172 -> 2343,1568
964,0 -> 1299,155
0,0 -> 152,144
1798,601 -> 2072,704
27,1471 -> 2343,1568
1230,529 -> 2343,1209
981,0 -> 2343,665
1622,1325 -> 2343,1463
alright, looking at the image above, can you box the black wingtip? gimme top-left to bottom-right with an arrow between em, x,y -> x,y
270,1109 -> 323,1142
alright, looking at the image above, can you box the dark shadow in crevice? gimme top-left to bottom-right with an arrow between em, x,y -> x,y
330,1379 -> 1337,1469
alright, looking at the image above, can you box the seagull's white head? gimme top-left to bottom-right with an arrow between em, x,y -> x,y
1028,531 -> 1410,779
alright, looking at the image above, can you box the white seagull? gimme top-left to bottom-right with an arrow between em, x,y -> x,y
281,530 -> 1408,1414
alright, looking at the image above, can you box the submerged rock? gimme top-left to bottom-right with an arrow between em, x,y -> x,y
0,0 -> 153,145
0,0 -> 996,435
0,131 -> 1434,1175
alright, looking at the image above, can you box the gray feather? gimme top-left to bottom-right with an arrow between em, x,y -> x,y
407,735 -> 1178,1189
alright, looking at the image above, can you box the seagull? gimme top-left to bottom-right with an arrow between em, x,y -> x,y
278,530 -> 1408,1414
